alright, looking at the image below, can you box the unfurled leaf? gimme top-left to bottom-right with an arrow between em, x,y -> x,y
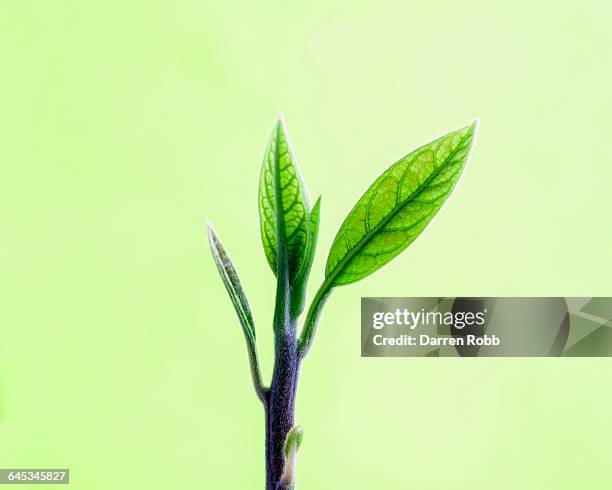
325,122 -> 477,286
258,116 -> 311,283
299,123 -> 478,358
290,197 -> 321,318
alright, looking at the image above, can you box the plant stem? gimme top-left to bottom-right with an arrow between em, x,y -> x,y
265,317 -> 299,490
264,124 -> 305,488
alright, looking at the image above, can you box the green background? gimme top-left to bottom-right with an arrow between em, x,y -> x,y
1,1 -> 611,488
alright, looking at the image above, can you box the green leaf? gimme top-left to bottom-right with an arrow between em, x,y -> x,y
206,222 -> 266,402
299,122 -> 478,358
290,197 -> 321,318
325,122 -> 477,286
207,223 -> 255,340
258,115 -> 311,284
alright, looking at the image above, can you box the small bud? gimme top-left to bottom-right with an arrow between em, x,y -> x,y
278,425 -> 303,489
283,425 -> 303,458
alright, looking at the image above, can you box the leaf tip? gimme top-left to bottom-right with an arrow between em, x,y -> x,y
268,113 -> 289,147
205,220 -> 215,240
205,222 -> 223,258
276,112 -> 288,133
466,119 -> 479,137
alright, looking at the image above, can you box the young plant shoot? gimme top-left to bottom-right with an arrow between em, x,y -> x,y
207,115 -> 477,489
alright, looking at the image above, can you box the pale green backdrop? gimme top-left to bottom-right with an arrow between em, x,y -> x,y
1,1 -> 611,488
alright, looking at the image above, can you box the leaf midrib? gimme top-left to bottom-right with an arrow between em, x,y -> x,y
271,123 -> 310,283
273,123 -> 289,275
